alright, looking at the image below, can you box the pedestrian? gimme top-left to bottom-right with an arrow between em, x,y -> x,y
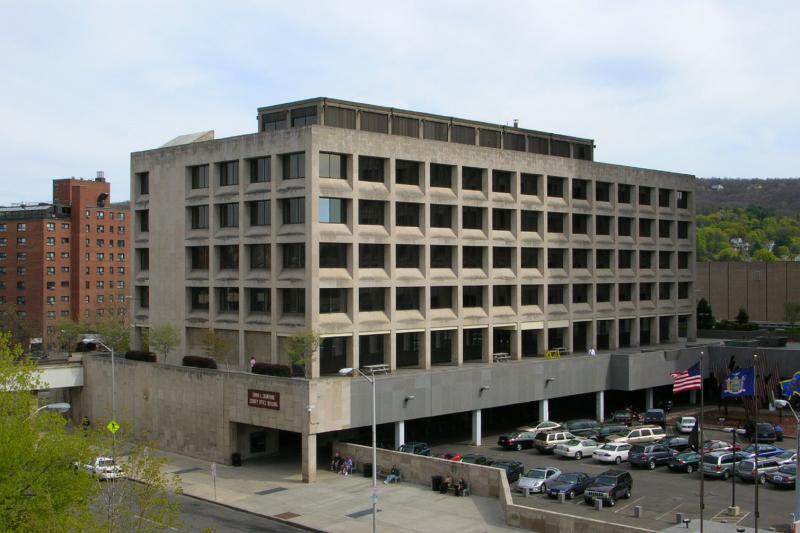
81,415 -> 90,433
384,465 -> 400,484
588,347 -> 597,357
249,356 -> 256,372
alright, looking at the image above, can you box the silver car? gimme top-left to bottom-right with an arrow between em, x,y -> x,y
516,466 -> 561,493
735,457 -> 781,484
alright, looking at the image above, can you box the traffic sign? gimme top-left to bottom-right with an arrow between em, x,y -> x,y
107,420 -> 120,434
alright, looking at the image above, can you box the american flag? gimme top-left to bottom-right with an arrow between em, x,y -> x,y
671,361 -> 702,393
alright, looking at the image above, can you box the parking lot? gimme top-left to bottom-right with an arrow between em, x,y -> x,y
429,426 -> 797,532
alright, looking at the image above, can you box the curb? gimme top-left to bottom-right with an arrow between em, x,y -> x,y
180,491 -> 325,533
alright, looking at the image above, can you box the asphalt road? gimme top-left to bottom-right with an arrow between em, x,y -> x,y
177,493 -> 310,532
430,427 -> 798,532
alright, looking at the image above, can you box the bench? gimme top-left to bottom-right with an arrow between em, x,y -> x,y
362,364 -> 390,375
493,352 -> 511,363
377,466 -> 402,483
446,483 -> 470,497
544,347 -> 563,360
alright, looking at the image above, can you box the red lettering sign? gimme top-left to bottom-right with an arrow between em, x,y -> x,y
247,389 -> 280,410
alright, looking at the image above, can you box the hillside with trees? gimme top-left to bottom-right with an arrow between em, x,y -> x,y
697,178 -> 800,216
696,206 -> 800,261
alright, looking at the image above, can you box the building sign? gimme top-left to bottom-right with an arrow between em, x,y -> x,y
248,389 -> 280,410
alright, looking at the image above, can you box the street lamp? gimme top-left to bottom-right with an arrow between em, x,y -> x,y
774,398 -> 799,530
722,425 -> 746,514
28,402 -> 71,419
340,367 -> 377,533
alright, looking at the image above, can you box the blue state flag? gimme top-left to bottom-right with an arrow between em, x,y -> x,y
780,371 -> 800,398
721,367 -> 756,398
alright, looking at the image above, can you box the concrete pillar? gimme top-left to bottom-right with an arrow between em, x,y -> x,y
484,327 -> 493,364
539,399 -> 550,422
394,420 -> 405,449
472,409 -> 482,446
596,391 -> 605,422
646,388 -> 654,410
388,333 -> 397,371
688,313 -> 697,342
302,433 -> 317,483
421,329 -> 431,369
454,327 -> 463,366
653,315 -> 660,345
512,328 -> 522,361
347,334 -> 359,372
689,390 -> 697,404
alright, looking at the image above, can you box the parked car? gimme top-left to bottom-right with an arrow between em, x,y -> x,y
397,442 -> 431,456
82,456 -> 123,480
702,451 -> 737,480
702,440 -> 741,453
592,424 -> 630,442
743,422 -> 779,443
643,409 -> 666,428
583,470 -> 633,506
562,419 -> 600,437
607,425 -> 665,444
765,464 -> 797,489
668,451 -> 701,473
434,452 -> 463,462
554,439 -> 600,460
544,472 -> 595,499
629,443 -> 675,469
609,409 -> 636,425
676,416 -> 697,434
460,454 -> 494,465
774,450 -> 797,465
660,436 -> 691,453
493,460 -> 525,483
498,431 -> 537,451
533,430 -> 576,454
517,421 -> 561,433
593,443 -> 632,464
735,457 -> 782,484
516,467 -> 561,494
737,443 -> 784,459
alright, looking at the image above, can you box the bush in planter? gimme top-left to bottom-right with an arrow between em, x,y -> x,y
714,320 -> 759,331
736,307 -> 750,324
125,350 -> 157,362
251,362 -> 292,377
182,355 -> 218,369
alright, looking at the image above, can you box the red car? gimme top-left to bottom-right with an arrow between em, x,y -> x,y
703,440 -> 742,453
435,452 -> 462,462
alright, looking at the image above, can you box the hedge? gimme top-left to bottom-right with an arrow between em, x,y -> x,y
182,355 -> 218,369
251,362 -> 292,377
124,350 -> 156,362
715,320 -> 760,331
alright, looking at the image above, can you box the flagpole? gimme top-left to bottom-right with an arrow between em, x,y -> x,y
699,351 -> 705,533
753,353 -> 759,533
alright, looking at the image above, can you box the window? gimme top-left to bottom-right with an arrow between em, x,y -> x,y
639,186 -> 652,206
430,245 -> 452,268
492,208 -> 512,231
430,205 -> 452,228
430,286 -> 453,309
547,285 -> 565,305
463,286 -> 484,307
678,251 -> 691,269
17,281 -> 25,290
618,250 -> 633,269
572,179 -> 589,200
46,222 -> 55,231
281,289 -> 306,314
137,210 -> 149,232
319,198 -> 347,224
16,237 -> 27,246
492,170 -> 512,193
462,246 -> 483,268
281,198 -> 305,224
190,165 -> 209,189
451,124 -> 475,145
547,176 -> 565,198
462,207 -> 483,230
282,243 -> 305,269
359,288 -> 385,312
572,214 -> 590,235
249,288 -> 270,313
16,267 -> 26,275
423,120 -> 448,141
189,246 -> 209,270
677,191 -> 690,209
282,152 -> 305,179
639,250 -> 653,269
137,248 -> 149,270
16,223 -> 26,232
396,287 -> 420,311
551,140 -> 571,157
359,244 -> 384,268
462,167 -> 483,191
572,284 -> 590,304
639,283 -> 653,301
291,106 -> 317,127
521,285 -> 539,306
249,244 -> 270,269
360,111 -> 389,133
596,215 -> 612,236
320,288 -> 347,313
547,212 -> 565,234
218,288 -> 239,313
521,247 -> 539,269
618,217 -> 633,237
396,202 -> 420,227
358,200 -> 385,225
547,248 -> 565,269
249,157 -> 271,183
678,221 -> 689,239
393,115 -> 418,137
493,285 -> 513,306
430,164 -> 453,188
218,203 -> 239,228
658,188 -> 671,208
137,286 -> 149,308
0,238 -> 5,247
190,287 -> 209,310
262,110 -> 287,131
97,225 -> 105,233
596,181 -> 611,202
596,283 -> 613,303
319,152 -> 346,179
596,249 -> 612,269
359,156 -> 385,182
249,200 -> 271,226
572,249 -> 590,269
0,224 -> 5,232
659,220 -> 672,239
618,184 -> 632,204
395,160 -> 419,185
218,245 -> 239,270
46,266 -> 55,275
17,296 -> 25,305
396,244 -> 420,268
16,252 -> 26,261
678,282 -> 690,299
520,210 -> 539,232
319,243 -> 347,268
325,106 -> 356,129
659,282 -> 672,300
479,129 -> 500,148
493,247 -> 512,268
639,218 -> 653,238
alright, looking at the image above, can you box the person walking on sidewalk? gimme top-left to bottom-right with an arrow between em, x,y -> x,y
249,356 -> 256,372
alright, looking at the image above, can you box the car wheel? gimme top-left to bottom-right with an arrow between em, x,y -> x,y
608,496 -> 616,507
686,465 -> 694,473
625,489 -> 632,499
515,443 -> 523,451
575,452 -> 583,460
568,490 -> 576,500
615,456 -> 622,465
722,470 -> 730,481
648,460 -> 656,470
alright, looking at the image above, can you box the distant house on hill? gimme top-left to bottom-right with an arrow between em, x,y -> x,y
710,184 -> 725,191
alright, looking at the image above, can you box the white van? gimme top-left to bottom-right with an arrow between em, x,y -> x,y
607,425 -> 665,444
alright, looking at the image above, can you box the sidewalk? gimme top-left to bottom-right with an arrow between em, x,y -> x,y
159,451 -> 514,533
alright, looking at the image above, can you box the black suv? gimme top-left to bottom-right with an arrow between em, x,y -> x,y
629,443 -> 675,469
584,470 -> 633,506
643,409 -> 666,428
397,442 -> 431,456
493,460 -> 525,483
562,419 -> 600,437
593,423 -> 630,442
743,422 -> 778,443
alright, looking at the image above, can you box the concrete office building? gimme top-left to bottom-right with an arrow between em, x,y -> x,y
124,98 -> 697,481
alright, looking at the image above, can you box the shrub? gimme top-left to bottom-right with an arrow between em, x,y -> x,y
124,350 -> 156,362
697,298 -> 715,330
251,362 -> 292,377
182,355 -> 218,369
736,307 -> 750,324
714,320 -> 760,331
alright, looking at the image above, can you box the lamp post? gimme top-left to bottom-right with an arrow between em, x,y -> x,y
722,425 -> 746,514
27,402 -> 71,419
340,367 -> 377,533
774,399 -> 800,530
89,337 -> 117,533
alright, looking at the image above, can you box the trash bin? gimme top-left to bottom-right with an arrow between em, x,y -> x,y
231,452 -> 242,467
363,462 -> 373,478
432,475 -> 443,492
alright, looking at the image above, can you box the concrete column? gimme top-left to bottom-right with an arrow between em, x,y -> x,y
631,318 -> 640,347
512,328 -> 522,361
689,390 -> 697,404
388,333 -> 397,371
347,334 -> 359,372
484,327 -> 493,364
540,327 -> 548,355
394,420 -> 405,449
646,388 -> 654,410
596,391 -> 605,422
539,399 -> 550,421
421,329 -> 431,369
688,313 -> 697,342
270,332 -> 278,364
653,315 -> 660,345
302,433 -> 317,483
472,409 -> 482,446
611,319 -> 619,350
238,329 -> 246,370
454,327 -> 463,366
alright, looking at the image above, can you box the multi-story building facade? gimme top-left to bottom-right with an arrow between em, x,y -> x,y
131,98 -> 696,375
0,175 -> 130,351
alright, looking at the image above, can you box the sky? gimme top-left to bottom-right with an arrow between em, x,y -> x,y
0,1 -> 798,205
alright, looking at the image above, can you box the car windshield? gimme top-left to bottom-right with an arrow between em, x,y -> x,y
506,432 -> 523,438
677,452 -> 697,460
600,444 -> 617,451
557,474 -> 579,483
777,451 -> 794,459
98,459 -> 116,467
778,465 -> 797,475
525,469 -> 547,479
594,476 -> 616,486
756,423 -> 773,430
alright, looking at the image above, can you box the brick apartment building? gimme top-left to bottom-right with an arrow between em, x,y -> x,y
0,174 -> 130,351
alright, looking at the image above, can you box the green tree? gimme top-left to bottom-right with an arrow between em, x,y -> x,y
752,248 -> 779,262
94,319 -> 130,353
715,247 -> 742,261
286,330 -> 321,376
0,303 -> 41,351
697,298 -> 715,330
147,324 -> 180,362
736,307 -> 749,324
55,318 -> 84,353
201,329 -> 230,360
